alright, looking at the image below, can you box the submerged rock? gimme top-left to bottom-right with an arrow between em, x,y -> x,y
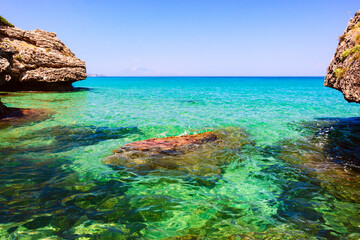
0,20 -> 86,91
104,129 -> 251,176
325,10 -> 360,103
0,125 -> 141,154
274,118 -> 360,202
0,108 -> 52,128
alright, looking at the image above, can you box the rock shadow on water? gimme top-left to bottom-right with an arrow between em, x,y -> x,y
177,99 -> 204,105
1,125 -> 142,155
0,108 -> 53,129
2,86 -> 92,93
30,86 -> 92,93
261,117 -> 360,238
285,117 -> 360,172
0,124 -> 144,236
71,87 -> 92,92
314,117 -> 360,171
0,153 -> 140,239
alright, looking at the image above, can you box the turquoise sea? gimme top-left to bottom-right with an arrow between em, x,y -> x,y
1,77 -> 360,239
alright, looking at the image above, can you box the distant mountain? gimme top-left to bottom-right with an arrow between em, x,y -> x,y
87,73 -> 105,77
117,67 -> 155,76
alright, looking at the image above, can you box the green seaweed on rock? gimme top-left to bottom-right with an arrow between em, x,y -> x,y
334,67 -> 348,79
0,15 -> 14,27
341,45 -> 360,61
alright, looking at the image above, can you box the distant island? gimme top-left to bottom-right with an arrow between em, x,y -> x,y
87,73 -> 105,77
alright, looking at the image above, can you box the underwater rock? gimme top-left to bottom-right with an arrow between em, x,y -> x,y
0,125 -> 141,154
274,118 -> 360,202
0,17 -> 86,91
0,108 -> 52,127
325,10 -> 360,103
294,117 -> 360,171
104,129 -> 251,176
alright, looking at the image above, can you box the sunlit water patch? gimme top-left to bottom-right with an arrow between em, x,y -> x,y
1,77 -> 360,239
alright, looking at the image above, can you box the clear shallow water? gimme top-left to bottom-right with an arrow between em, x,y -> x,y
1,77 -> 360,239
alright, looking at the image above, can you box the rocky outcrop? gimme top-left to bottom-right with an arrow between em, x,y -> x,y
0,49 -> 13,84
325,10 -> 360,103
0,24 -> 86,91
0,17 -> 83,120
0,47 -> 14,117
104,129 -> 251,176
0,44 -> 43,120
0,100 -> 8,117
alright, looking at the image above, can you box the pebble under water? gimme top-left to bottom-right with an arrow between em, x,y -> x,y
1,77 -> 360,239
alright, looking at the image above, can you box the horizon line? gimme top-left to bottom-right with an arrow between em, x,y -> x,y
86,75 -> 326,78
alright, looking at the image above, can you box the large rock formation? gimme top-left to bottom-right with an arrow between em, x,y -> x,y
0,45 -> 14,117
0,100 -> 8,117
0,20 -> 86,91
325,10 -> 360,103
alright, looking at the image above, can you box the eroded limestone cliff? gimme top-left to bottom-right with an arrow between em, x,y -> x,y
0,46 -> 14,117
0,19 -> 86,91
325,10 -> 360,103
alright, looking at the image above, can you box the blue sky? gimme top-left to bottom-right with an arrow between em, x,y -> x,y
2,0 -> 359,76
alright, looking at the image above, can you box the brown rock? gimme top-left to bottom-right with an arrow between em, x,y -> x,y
0,25 -> 86,91
0,18 -> 71,120
0,47 -> 14,116
325,10 -> 360,103
0,43 -> 54,122
0,100 -> 8,117
0,48 -> 14,85
0,108 -> 52,127
122,131 -> 218,151
104,129 -> 251,176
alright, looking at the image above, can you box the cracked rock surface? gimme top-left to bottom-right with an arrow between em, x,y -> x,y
0,25 -> 86,91
325,10 -> 360,103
